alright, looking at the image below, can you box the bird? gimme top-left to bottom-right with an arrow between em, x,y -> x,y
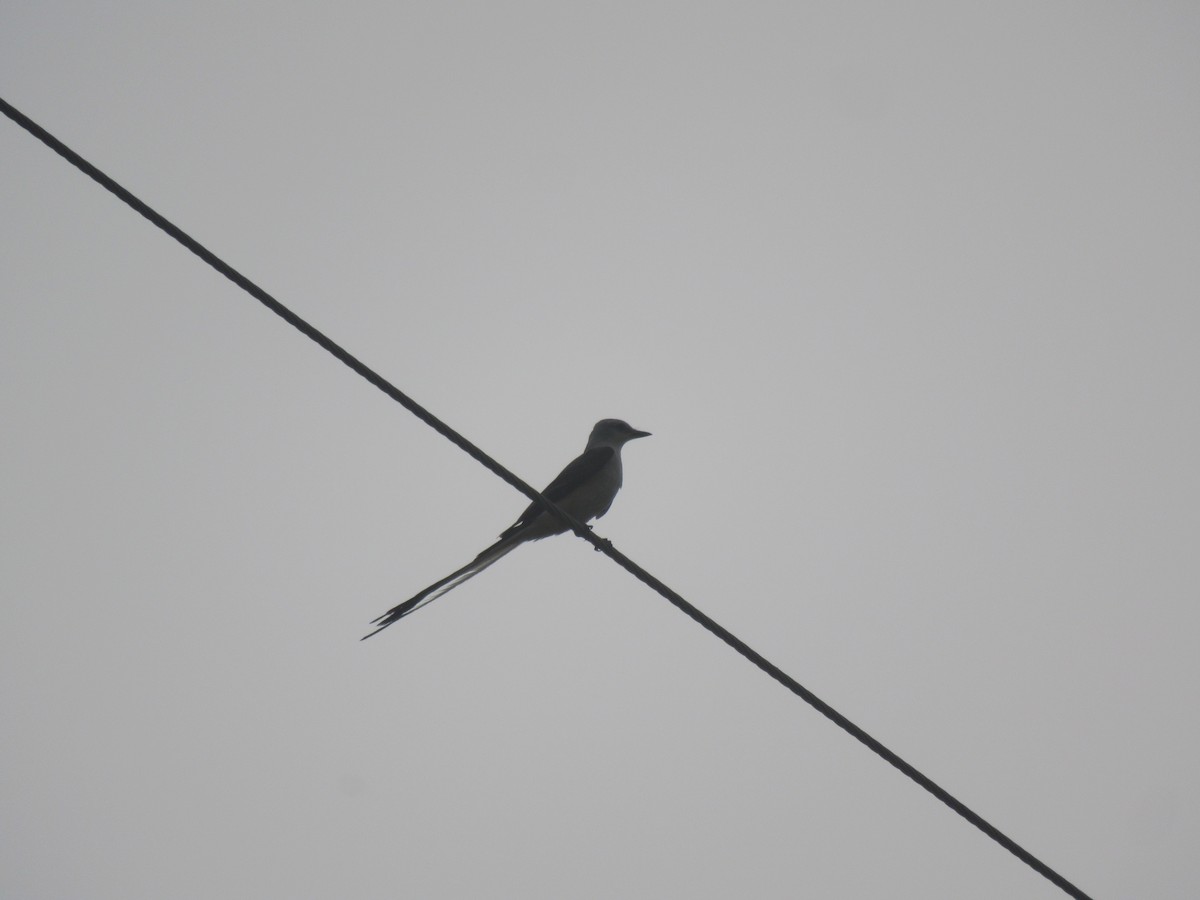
361,418 -> 651,639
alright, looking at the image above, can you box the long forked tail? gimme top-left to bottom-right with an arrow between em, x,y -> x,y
360,535 -> 523,640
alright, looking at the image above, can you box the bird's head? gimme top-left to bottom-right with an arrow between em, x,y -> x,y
589,419 -> 652,447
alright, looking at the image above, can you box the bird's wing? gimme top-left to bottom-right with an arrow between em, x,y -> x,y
499,445 -> 615,539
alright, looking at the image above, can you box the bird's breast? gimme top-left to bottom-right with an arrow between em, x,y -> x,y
561,456 -> 623,522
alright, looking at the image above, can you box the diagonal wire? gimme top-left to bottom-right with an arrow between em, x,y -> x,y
1,96 -> 1095,900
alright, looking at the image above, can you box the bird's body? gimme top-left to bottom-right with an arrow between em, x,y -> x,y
362,419 -> 649,639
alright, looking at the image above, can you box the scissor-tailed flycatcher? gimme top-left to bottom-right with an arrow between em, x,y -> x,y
362,418 -> 650,639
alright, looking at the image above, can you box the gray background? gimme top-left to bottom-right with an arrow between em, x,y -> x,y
3,4 -> 1197,898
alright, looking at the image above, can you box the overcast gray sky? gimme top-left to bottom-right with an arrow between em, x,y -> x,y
3,4 -> 1198,899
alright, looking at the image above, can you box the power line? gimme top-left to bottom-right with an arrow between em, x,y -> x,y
1,95 -> 1095,900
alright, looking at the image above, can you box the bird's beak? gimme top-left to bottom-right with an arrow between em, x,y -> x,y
629,429 -> 651,439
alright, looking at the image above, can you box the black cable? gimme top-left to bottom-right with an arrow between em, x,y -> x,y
1,96 -> 1095,900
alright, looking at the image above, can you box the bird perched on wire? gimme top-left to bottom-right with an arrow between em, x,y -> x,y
362,418 -> 651,639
